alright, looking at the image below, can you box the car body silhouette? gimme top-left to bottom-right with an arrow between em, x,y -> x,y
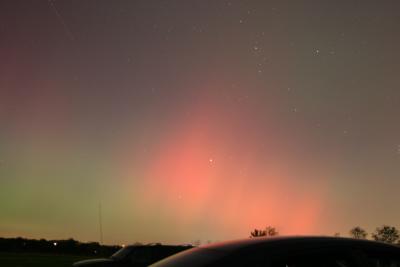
73,244 -> 192,267
150,236 -> 400,267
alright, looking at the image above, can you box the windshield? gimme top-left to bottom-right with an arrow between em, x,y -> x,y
111,246 -> 134,260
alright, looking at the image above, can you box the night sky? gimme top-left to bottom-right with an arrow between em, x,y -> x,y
1,0 -> 400,245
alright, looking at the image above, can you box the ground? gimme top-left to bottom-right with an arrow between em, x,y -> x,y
0,252 -> 91,267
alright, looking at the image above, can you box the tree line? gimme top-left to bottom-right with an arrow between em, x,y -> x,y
2,225 -> 399,256
0,237 -> 121,256
250,225 -> 400,245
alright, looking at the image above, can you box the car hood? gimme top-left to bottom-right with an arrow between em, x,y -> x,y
73,258 -> 114,266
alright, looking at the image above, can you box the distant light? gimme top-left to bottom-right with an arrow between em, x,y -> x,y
122,244 -> 125,247
53,242 -> 57,246
209,158 -> 213,163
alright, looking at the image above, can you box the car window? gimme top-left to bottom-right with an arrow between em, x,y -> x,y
362,249 -> 400,267
269,249 -> 357,267
129,247 -> 153,266
111,246 -> 134,260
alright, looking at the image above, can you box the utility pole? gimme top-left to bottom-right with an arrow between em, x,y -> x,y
99,202 -> 103,245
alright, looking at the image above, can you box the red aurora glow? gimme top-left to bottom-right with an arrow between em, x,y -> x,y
135,89 -> 328,239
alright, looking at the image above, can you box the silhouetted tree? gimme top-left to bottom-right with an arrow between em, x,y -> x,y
333,232 -> 341,237
372,225 -> 400,244
250,229 -> 266,238
250,226 -> 278,238
265,226 -> 278,237
349,226 -> 368,239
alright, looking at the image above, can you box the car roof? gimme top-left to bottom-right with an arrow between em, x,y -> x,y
198,236 -> 399,252
125,244 -> 192,248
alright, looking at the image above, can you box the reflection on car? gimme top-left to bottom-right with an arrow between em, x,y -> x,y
150,236 -> 400,267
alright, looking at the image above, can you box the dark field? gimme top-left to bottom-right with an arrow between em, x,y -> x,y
0,252 -> 91,267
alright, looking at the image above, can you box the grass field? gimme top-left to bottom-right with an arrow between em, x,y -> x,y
0,252 -> 92,267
